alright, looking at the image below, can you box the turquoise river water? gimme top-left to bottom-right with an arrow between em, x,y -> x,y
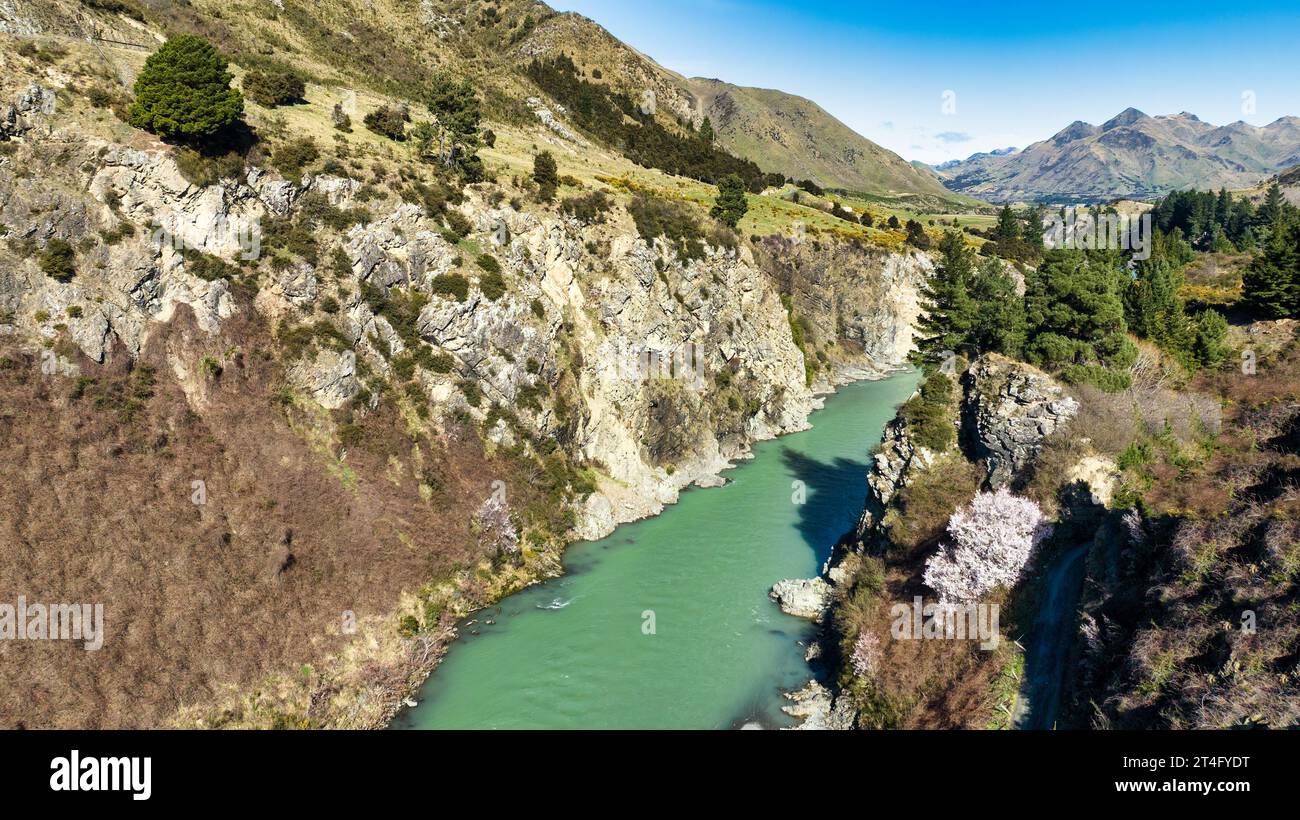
394,370 -> 920,729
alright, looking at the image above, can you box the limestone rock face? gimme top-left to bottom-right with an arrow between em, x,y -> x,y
289,349 -> 359,410
0,82 -> 53,138
770,577 -> 833,619
964,353 -> 1079,488
751,238 -> 933,389
853,415 -> 939,549
0,124 -> 927,551
0,1 -> 43,35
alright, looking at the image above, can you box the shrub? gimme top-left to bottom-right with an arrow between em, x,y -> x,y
271,137 -> 319,179
900,373 -> 955,451
475,254 -> 501,275
560,190 -> 612,223
850,630 -> 882,679
430,273 -> 469,302
129,35 -> 244,142
174,147 -> 246,187
443,209 -> 471,239
478,270 -> 506,301
39,239 -> 76,282
242,69 -> 306,108
1061,364 -> 1132,393
905,219 -> 930,249
458,379 -> 482,407
85,85 -> 115,108
364,105 -> 407,141
181,249 -> 238,282
331,103 -> 352,132
627,193 -> 706,260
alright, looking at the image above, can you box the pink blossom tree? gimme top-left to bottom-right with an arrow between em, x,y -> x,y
850,630 -> 882,679
922,487 -> 1051,603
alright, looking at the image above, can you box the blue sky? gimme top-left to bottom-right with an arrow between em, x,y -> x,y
548,0 -> 1300,165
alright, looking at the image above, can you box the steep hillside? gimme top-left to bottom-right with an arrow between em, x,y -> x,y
937,108 -> 1300,203
684,78 -> 962,202
0,0 -> 934,727
512,6 -> 966,203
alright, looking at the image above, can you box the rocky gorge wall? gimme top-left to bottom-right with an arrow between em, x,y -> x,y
0,73 -> 934,726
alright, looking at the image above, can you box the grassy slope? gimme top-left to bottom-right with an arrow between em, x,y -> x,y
685,78 -> 974,203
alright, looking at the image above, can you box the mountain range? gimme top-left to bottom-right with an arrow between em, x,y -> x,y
932,108 -> 1300,203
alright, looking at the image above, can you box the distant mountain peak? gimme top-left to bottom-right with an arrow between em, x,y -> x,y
1102,107 -> 1149,130
1052,120 -> 1100,145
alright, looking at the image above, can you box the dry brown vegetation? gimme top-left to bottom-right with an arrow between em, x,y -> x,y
0,306 -> 542,728
1064,335 -> 1300,728
831,449 -> 1012,729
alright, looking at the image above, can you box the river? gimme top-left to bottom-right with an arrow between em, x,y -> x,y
393,370 -> 921,729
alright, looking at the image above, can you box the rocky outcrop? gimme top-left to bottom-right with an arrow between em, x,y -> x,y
853,413 -> 941,549
752,237 -> 932,389
289,349 -> 359,410
963,354 -> 1079,487
526,96 -> 589,146
769,577 -> 833,619
0,52 -> 933,729
0,82 -> 53,139
782,680 -> 857,730
0,125 -> 934,548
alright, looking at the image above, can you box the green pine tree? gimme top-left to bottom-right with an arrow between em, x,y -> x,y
994,205 -> 1020,243
1190,309 -> 1229,369
710,173 -> 748,228
1024,250 -> 1134,381
129,35 -> 244,142
1124,249 -> 1188,348
1243,219 -> 1300,318
912,231 -> 977,365
426,72 -> 482,166
533,151 -> 559,202
699,116 -> 715,143
969,257 -> 1025,357
1259,182 -> 1285,228
1023,205 -> 1045,252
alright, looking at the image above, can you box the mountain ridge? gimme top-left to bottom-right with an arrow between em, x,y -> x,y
935,108 -> 1300,202
519,7 -> 970,204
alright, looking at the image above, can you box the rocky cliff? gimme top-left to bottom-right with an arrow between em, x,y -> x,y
0,53 -> 931,726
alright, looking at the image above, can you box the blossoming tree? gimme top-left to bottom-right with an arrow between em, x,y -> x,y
922,487 -> 1051,603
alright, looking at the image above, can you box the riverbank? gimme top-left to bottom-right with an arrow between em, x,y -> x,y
391,368 -> 920,729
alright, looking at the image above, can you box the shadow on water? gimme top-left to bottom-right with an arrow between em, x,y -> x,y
779,447 -> 874,567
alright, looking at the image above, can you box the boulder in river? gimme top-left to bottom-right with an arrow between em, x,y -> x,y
769,577 -> 832,619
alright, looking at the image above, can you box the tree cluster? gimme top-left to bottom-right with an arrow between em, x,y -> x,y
525,55 -> 780,191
